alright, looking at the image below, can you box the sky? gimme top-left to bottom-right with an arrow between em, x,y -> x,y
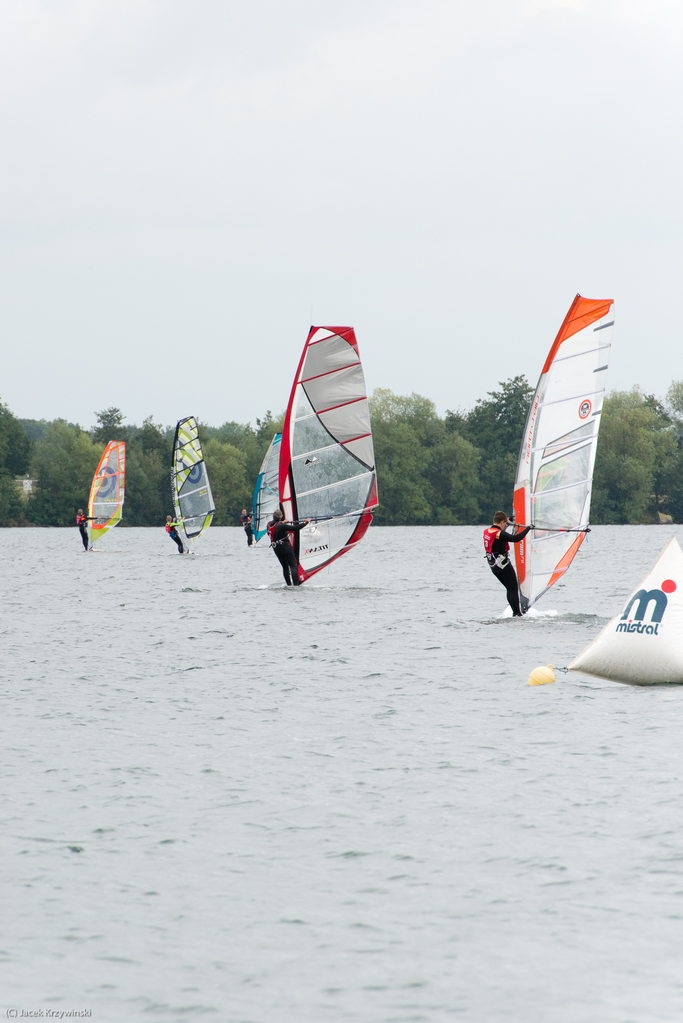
1,0 -> 682,431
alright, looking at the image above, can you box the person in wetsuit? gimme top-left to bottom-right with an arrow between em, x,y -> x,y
240,509 -> 253,546
166,515 -> 186,554
76,509 -> 93,551
269,508 -> 311,586
483,511 -> 533,617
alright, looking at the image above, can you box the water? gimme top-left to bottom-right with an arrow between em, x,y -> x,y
2,525 -> 683,1022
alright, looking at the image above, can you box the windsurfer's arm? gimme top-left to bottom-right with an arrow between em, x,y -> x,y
286,519 -> 312,532
502,525 -> 532,543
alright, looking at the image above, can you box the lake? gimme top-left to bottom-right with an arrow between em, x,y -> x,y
2,525 -> 682,1022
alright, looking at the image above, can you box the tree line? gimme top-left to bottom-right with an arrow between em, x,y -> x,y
2,377 -> 683,527
369,379 -> 683,525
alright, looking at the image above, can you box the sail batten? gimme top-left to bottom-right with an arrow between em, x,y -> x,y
279,325 -> 378,581
297,470 -> 375,499
513,294 -> 614,608
172,417 -> 215,543
554,344 -> 611,364
302,364 -> 362,383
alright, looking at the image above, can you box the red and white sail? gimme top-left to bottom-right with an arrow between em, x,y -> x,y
279,326 -> 378,582
513,295 -> 614,609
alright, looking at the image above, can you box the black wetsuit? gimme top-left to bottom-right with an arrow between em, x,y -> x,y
76,514 -> 91,551
484,524 -> 532,616
271,520 -> 308,586
240,513 -> 253,546
166,522 -> 185,554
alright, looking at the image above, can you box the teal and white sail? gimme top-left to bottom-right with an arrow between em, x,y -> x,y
172,417 -> 215,544
252,432 -> 282,544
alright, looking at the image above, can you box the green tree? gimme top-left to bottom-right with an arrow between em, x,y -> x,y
0,399 -> 32,524
658,381 -> 683,522
124,447 -> 171,526
592,389 -> 661,523
0,475 -> 25,525
202,411 -> 285,518
369,389 -> 444,524
28,421 -> 103,525
93,407 -> 127,443
454,375 -> 534,453
448,376 -> 534,520
0,400 -> 32,476
371,420 -> 434,524
203,437 -> 247,525
370,388 -> 443,444
425,433 -> 480,524
110,416 -> 173,526
666,380 -> 683,421
0,412 -> 24,523
138,415 -> 171,457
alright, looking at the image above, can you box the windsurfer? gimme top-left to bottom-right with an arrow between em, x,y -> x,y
484,512 -> 533,617
76,509 -> 93,551
166,515 -> 186,554
240,508 -> 253,546
268,508 -> 312,586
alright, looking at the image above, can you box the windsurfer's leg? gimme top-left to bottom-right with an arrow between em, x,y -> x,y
79,527 -> 89,551
491,564 -> 522,616
172,534 -> 184,554
275,547 -> 292,584
286,548 -> 301,586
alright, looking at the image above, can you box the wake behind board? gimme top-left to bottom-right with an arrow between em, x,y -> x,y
500,606 -> 557,619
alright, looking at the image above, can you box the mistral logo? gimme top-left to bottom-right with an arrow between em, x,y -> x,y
616,579 -> 677,636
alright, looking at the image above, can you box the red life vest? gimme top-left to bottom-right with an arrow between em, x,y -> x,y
76,515 -> 86,526
483,526 -> 508,556
165,523 -> 175,534
266,521 -> 276,542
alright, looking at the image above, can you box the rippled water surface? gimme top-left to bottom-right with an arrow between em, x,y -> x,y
3,525 -> 683,1022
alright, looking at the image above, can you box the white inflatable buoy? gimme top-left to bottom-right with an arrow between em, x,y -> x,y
527,663 -> 556,686
570,536 -> 683,686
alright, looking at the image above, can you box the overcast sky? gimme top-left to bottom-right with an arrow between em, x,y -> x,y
1,0 -> 681,430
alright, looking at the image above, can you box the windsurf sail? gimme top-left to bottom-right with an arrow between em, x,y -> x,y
513,294 -> 614,609
88,441 -> 126,545
570,536 -> 683,685
279,325 -> 378,581
252,432 -> 282,544
172,417 -> 215,543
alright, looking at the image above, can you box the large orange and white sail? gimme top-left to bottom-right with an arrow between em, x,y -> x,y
88,441 -> 126,545
513,295 -> 614,609
279,326 -> 378,582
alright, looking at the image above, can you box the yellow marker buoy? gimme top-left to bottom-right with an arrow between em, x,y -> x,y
527,663 -> 556,686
